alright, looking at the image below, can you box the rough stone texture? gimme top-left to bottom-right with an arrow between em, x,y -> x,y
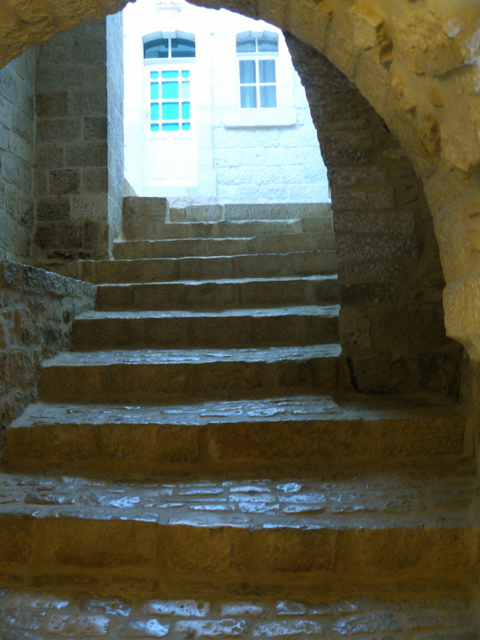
286,34 -> 464,396
34,16 -> 123,264
0,591 -> 475,639
0,259 -> 96,428
0,50 -> 35,262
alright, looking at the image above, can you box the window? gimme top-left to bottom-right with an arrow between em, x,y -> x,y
236,32 -> 278,109
148,69 -> 191,132
144,34 -> 196,59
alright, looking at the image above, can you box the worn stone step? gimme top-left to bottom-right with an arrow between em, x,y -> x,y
123,217 -> 332,241
166,202 -> 333,222
53,252 -> 338,285
39,345 -> 341,404
5,395 -> 469,479
0,589 -> 475,640
96,275 -> 339,311
0,471 -> 476,600
70,306 -> 340,350
114,232 -> 336,260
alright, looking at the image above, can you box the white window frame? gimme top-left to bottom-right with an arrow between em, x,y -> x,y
236,31 -> 279,110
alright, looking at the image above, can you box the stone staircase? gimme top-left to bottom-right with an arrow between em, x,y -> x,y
0,203 -> 479,638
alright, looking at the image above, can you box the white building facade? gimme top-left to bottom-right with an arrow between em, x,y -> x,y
123,0 -> 330,205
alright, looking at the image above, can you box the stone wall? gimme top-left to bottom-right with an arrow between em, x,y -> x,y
0,50 -> 35,262
0,260 -> 96,432
34,17 -> 124,264
286,33 -> 464,397
106,12 -> 125,246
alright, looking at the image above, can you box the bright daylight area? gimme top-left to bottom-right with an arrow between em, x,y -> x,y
123,0 -> 331,206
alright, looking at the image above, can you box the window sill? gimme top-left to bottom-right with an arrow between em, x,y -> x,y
223,108 -> 297,128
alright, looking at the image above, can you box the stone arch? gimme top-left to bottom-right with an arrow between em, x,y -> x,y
1,0 -> 479,356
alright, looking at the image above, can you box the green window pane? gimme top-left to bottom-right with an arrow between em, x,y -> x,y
162,102 -> 179,120
259,59 -> 276,83
260,85 -> 277,108
150,71 -> 159,79
162,70 -> 179,79
144,38 -> 168,58
240,60 -> 256,84
162,81 -> 179,99
151,103 -> 159,120
171,37 -> 196,58
182,81 -> 190,99
182,122 -> 191,131
163,123 -> 180,131
151,123 -> 160,131
240,86 -> 257,108
150,82 -> 159,100
182,102 -> 190,119
258,35 -> 278,52
182,70 -> 190,78
236,37 -> 256,53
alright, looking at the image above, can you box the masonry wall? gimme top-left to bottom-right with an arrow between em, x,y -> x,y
0,260 -> 96,431
34,17 -> 124,264
286,33 -> 464,397
0,50 -> 35,262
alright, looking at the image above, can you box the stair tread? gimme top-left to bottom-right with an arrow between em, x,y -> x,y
0,592 -> 474,639
97,274 -> 338,287
75,305 -> 340,321
43,344 -> 342,367
0,469 -> 476,528
12,394 -> 465,428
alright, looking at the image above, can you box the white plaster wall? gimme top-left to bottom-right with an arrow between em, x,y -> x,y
123,0 -> 330,204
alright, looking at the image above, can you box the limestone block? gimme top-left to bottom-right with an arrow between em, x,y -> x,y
440,116 -> 480,172
394,8 -> 464,76
444,270 -> 480,361
349,2 -> 387,51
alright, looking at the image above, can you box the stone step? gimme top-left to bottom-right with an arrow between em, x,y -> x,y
114,232 -> 336,260
5,395 -> 469,479
0,471 -> 476,600
0,589 -> 475,640
167,202 -> 333,222
70,306 -> 340,350
53,251 -> 338,285
96,275 -> 339,311
124,217 -> 331,240
39,345 -> 341,404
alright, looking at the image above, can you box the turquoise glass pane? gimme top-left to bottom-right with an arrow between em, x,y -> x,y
182,122 -> 191,131
151,123 -> 160,131
163,123 -> 180,131
182,102 -> 190,119
150,82 -> 159,100
182,81 -> 190,99
150,71 -> 159,79
162,70 -> 179,79
162,81 -> 179,99
162,102 -> 179,120
151,103 -> 159,120
182,70 -> 190,78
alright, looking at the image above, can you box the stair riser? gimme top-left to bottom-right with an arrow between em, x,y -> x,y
39,358 -> 338,404
0,515 -> 475,598
70,316 -> 340,350
61,253 -> 338,285
124,218 -> 331,240
96,279 -> 339,311
5,416 -> 467,479
114,234 -> 336,260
